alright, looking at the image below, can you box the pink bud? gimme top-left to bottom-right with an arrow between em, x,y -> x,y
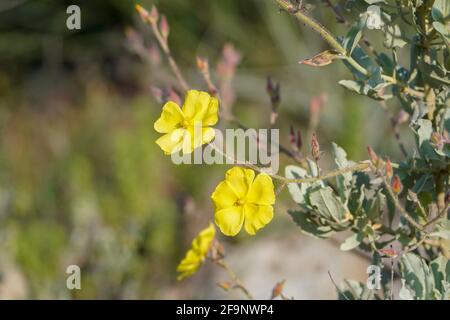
160,15 -> 169,38
367,146 -> 378,166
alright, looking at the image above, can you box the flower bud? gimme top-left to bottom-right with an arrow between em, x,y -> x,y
196,56 -> 208,72
160,15 -> 169,38
385,158 -> 393,179
392,175 -> 403,194
217,282 -> 232,291
271,280 -> 285,300
367,146 -> 378,166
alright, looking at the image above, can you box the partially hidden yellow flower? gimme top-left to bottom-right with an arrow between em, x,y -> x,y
154,90 -> 219,155
176,223 -> 215,280
211,167 -> 275,236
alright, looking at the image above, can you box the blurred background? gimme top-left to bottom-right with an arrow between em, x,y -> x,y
0,0 -> 413,299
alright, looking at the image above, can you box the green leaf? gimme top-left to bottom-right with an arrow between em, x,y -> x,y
383,24 -> 407,48
430,220 -> 450,240
343,19 -> 365,56
400,253 -> 436,299
338,279 -> 374,300
430,255 -> 450,295
288,210 -> 334,239
399,279 -> 415,300
340,232 -> 363,251
412,119 -> 442,161
432,0 -> 450,48
285,165 -> 324,207
331,143 -> 352,203
309,186 -> 348,222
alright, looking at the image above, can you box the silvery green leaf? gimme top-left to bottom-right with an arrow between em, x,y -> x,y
285,165 -> 309,206
343,19 -> 365,56
430,255 -> 450,295
383,24 -> 407,48
288,210 -> 334,239
309,186 -> 348,222
399,279 -> 415,300
366,189 -> 386,220
339,279 -> 374,300
412,119 -> 442,161
400,253 -> 436,300
331,143 -> 352,203
340,232 -> 363,251
430,220 -> 450,240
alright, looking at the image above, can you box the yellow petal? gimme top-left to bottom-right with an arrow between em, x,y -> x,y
225,167 -> 255,199
211,181 -> 239,211
155,128 -> 186,155
202,127 -> 216,145
154,101 -> 185,133
181,126 -> 216,154
176,250 -> 201,280
246,173 -> 275,205
215,206 -> 244,236
191,223 -> 216,255
182,90 -> 219,126
243,203 -> 273,235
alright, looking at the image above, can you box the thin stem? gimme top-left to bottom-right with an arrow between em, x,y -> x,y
215,259 -> 253,300
139,7 -> 189,91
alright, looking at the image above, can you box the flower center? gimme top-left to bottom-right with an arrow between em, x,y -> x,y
180,119 -> 190,129
235,198 -> 245,206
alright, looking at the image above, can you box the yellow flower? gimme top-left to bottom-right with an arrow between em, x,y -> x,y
176,223 -> 215,280
211,167 -> 275,236
154,90 -> 219,155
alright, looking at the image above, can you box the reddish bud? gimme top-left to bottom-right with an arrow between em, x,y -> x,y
196,56 -> 208,72
378,248 -> 398,258
311,133 -> 320,162
392,175 -> 403,194
367,146 -> 378,166
160,15 -> 169,38
385,158 -> 393,179
217,282 -> 232,291
271,280 -> 286,300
